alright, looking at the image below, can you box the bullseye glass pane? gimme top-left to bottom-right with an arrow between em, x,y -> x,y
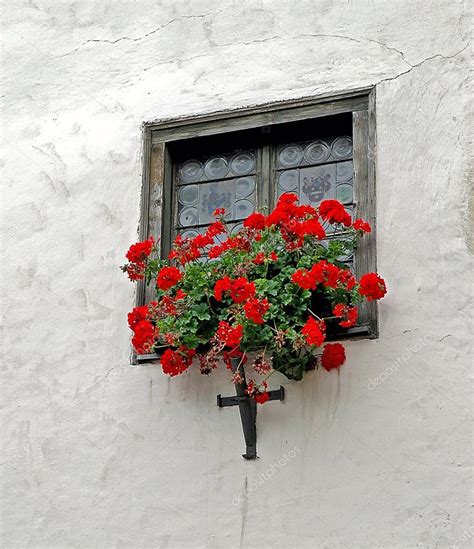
278,144 -> 304,168
278,170 -> 299,192
331,136 -> 352,160
178,184 -> 199,206
178,160 -> 203,183
235,177 -> 255,199
204,157 -> 229,180
336,183 -> 353,205
304,140 -> 331,164
336,161 -> 353,182
230,152 -> 256,176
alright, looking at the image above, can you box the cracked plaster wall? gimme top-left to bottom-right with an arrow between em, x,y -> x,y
2,1 -> 472,548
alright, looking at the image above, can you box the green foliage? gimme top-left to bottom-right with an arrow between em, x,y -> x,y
141,219 -> 365,381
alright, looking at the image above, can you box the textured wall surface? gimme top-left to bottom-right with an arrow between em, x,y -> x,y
2,1 -> 472,548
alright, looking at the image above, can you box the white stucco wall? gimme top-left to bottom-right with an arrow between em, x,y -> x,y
2,1 -> 472,547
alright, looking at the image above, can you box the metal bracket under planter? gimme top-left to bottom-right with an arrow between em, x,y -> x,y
217,358 -> 285,460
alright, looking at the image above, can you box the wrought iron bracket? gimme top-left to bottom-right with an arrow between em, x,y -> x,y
217,387 -> 285,408
217,359 -> 285,460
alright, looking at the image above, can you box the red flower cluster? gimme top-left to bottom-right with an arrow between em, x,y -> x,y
353,219 -> 371,233
246,379 -> 269,404
126,236 -> 154,264
252,251 -> 278,265
358,273 -> 387,301
160,289 -> 187,315
333,303 -> 358,328
216,321 -> 243,348
266,193 -> 326,249
244,297 -> 270,324
161,346 -> 196,376
214,276 -> 256,304
169,221 -> 225,264
292,261 -> 356,291
321,343 -> 346,371
319,200 -> 352,226
127,305 -> 158,353
244,212 -> 266,230
208,229 -> 254,258
128,305 -> 149,330
124,236 -> 154,280
301,316 -> 326,347
157,266 -> 182,291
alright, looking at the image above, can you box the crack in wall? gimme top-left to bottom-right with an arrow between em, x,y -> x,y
299,33 -> 413,66
62,11 -> 223,56
374,44 -> 469,86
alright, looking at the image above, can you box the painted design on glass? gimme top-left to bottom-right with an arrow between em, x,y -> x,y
299,165 -> 336,205
199,181 -> 234,225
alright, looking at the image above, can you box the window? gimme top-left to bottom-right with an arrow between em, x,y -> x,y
138,88 -> 377,340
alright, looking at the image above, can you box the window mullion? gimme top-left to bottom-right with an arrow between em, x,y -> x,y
257,143 -> 272,214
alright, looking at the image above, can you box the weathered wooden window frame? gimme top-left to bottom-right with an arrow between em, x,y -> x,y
137,87 -> 377,351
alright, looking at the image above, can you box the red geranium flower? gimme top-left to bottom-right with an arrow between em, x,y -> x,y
254,392 -> 270,404
128,305 -> 149,329
252,252 -> 265,265
126,236 -> 154,264
319,200 -> 352,227
207,221 -> 225,237
358,273 -> 387,301
301,316 -> 326,347
353,218 -> 371,233
244,297 -> 270,324
131,320 -> 156,354
292,268 -> 316,290
246,380 -> 269,404
244,212 -> 266,230
214,276 -> 232,301
332,304 -> 358,328
321,343 -> 346,371
229,277 -> 256,304
292,261 -> 344,291
209,244 -> 224,258
126,264 -> 145,281
156,266 -> 182,291
338,269 -> 357,291
216,321 -> 243,348
175,289 -> 187,300
161,346 -> 196,377
298,218 -> 326,240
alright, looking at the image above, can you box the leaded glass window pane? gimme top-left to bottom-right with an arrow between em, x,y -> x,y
275,135 -> 354,270
175,150 -> 257,243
